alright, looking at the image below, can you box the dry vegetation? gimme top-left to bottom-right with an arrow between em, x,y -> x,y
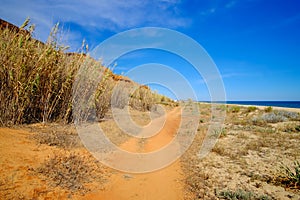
182,103 -> 300,199
0,18 -> 176,126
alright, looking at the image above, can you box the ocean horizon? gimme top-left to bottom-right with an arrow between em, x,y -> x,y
201,101 -> 300,109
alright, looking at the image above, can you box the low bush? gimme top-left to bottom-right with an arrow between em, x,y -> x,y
218,189 -> 271,200
274,110 -> 300,121
260,112 -> 288,123
264,106 -> 273,112
251,110 -> 300,125
247,106 -> 257,112
36,152 -> 102,191
129,85 -> 155,111
228,106 -> 241,113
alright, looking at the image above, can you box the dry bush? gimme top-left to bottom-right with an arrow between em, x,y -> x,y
25,123 -> 82,149
33,130 -> 81,148
130,86 -> 155,111
110,81 -> 130,109
36,152 -> 105,191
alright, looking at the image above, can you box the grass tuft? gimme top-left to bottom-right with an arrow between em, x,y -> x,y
247,106 -> 257,112
278,161 -> 300,189
36,152 -> 104,191
218,189 -> 271,200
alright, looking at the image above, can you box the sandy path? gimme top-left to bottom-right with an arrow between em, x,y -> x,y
83,107 -> 186,200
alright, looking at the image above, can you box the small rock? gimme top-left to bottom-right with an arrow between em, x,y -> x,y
123,174 -> 133,179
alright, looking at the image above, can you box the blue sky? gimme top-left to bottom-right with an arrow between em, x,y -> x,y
1,0 -> 300,100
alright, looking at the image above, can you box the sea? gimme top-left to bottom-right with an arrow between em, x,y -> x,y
203,101 -> 300,109
204,101 -> 300,108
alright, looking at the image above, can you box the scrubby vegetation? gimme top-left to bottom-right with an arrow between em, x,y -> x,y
228,105 -> 241,113
264,106 -> 273,113
0,19 -> 174,126
246,106 -> 257,113
31,124 -> 81,149
218,189 -> 271,200
251,110 -> 300,125
36,152 -> 105,191
278,161 -> 300,189
183,104 -> 300,199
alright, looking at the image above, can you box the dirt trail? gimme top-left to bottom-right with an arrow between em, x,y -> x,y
0,107 -> 188,199
83,107 -> 186,200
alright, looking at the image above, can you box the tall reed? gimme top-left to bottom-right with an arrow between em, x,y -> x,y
0,19 -> 175,125
0,19 -> 83,125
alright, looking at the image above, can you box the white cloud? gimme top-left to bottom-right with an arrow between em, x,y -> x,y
0,0 -> 189,43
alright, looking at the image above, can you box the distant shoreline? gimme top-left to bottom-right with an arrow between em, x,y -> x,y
199,101 -> 300,109
198,101 -> 300,113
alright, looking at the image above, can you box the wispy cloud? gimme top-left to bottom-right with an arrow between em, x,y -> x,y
199,0 -> 239,17
0,0 -> 189,43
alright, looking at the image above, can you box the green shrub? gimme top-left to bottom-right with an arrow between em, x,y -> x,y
264,106 -> 273,112
229,106 -> 241,113
247,106 -> 257,112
